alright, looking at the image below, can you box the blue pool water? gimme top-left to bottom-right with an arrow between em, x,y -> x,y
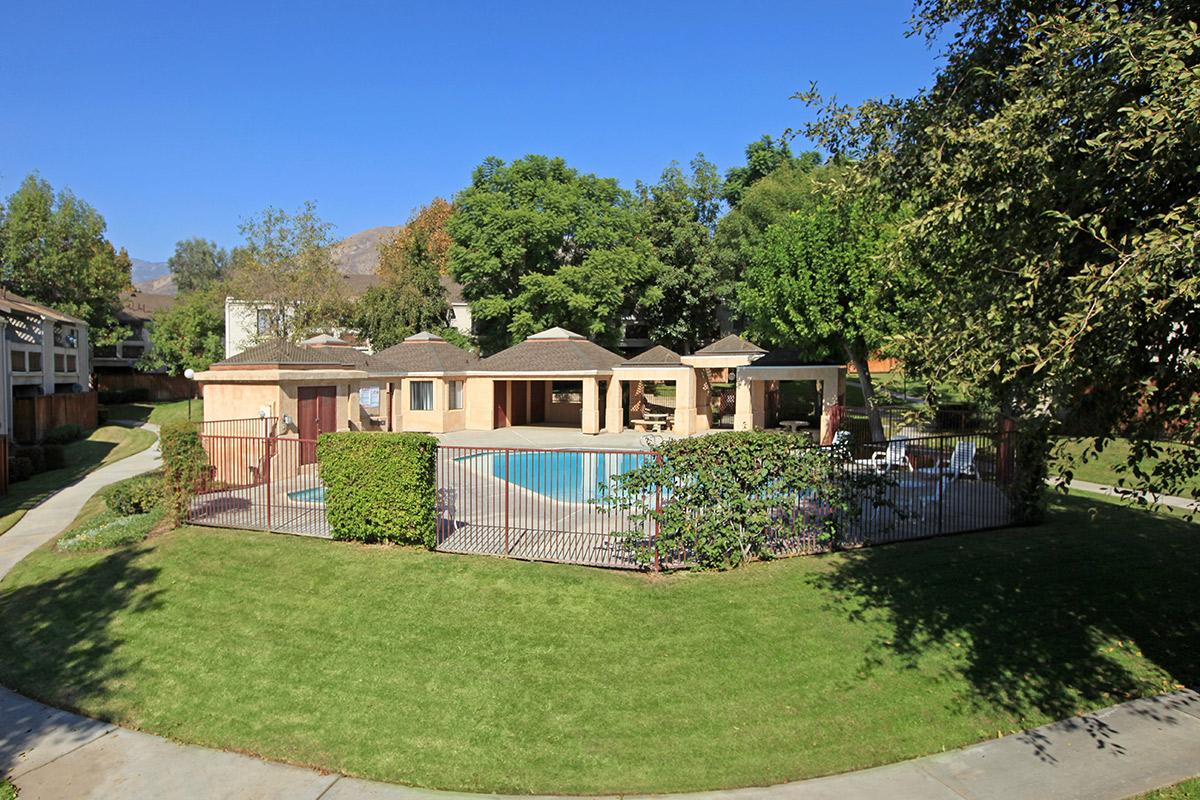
473,450 -> 650,500
288,486 -> 326,503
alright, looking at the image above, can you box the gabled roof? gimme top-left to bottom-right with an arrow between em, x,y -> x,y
475,328 -> 625,373
301,333 -> 350,346
692,334 -> 766,357
440,274 -> 466,305
214,339 -> 364,368
0,288 -> 87,326
372,332 -> 480,374
118,291 -> 175,323
620,345 -> 683,367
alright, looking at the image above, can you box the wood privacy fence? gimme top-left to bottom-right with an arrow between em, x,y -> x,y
12,392 -> 99,443
186,429 -> 1024,571
96,372 -> 196,401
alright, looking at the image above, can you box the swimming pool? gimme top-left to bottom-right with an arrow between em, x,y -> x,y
468,450 -> 651,501
288,486 -> 326,503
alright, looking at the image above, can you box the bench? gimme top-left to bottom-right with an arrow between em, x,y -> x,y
631,418 -> 666,433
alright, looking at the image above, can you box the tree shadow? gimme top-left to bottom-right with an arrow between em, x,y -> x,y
813,494 -> 1199,735
0,548 -> 162,775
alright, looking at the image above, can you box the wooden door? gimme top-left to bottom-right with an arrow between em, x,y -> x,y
493,380 -> 509,428
529,380 -> 546,424
511,381 -> 527,426
298,385 -> 337,463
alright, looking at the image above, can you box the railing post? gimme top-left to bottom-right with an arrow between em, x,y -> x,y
653,451 -> 662,572
265,439 -> 273,533
504,449 -> 510,556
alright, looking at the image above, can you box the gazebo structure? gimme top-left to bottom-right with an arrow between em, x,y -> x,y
735,349 -> 846,444
368,332 -> 480,433
608,345 -> 707,435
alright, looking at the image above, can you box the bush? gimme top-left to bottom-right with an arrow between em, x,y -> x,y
317,432 -> 438,546
57,507 -> 164,552
103,471 -> 163,515
43,444 -> 67,470
602,431 -> 880,570
8,457 -> 33,483
44,424 -> 83,444
160,421 -> 207,526
16,445 -> 46,475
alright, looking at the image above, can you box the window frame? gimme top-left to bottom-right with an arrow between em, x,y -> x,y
409,380 -> 434,412
448,380 -> 464,410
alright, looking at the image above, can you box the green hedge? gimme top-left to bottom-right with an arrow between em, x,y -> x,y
160,421 -> 207,526
316,432 -> 438,547
103,471 -> 164,515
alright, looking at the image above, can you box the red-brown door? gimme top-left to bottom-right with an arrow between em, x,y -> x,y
493,381 -> 509,428
529,380 -> 546,424
298,385 -> 337,463
511,381 -> 527,426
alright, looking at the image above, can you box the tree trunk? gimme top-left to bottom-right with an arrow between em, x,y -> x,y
844,339 -> 886,443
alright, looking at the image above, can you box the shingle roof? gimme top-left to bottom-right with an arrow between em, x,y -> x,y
440,274 -> 465,305
118,292 -> 175,323
744,348 -> 842,368
476,329 -> 625,372
372,332 -> 480,373
0,288 -> 88,325
692,333 -> 766,356
215,339 -> 366,368
620,345 -> 683,366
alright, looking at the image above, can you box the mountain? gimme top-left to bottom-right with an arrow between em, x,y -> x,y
131,225 -> 400,295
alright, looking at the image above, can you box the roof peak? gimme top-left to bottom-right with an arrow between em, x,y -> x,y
692,333 -> 766,356
404,331 -> 446,343
527,327 -> 585,341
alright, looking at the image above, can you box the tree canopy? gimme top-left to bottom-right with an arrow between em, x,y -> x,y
447,155 -> 650,353
141,287 -> 225,375
0,173 -> 132,345
168,237 -> 228,293
226,202 -> 346,342
801,0 -> 1200,500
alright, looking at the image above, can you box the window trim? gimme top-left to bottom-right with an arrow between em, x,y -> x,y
448,380 -> 464,410
409,380 -> 434,412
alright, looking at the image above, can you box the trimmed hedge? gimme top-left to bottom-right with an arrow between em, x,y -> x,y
45,424 -> 83,445
316,432 -> 438,547
103,471 -> 163,515
160,421 -> 207,526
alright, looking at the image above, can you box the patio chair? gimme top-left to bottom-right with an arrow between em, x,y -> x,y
855,436 -> 912,474
436,487 -> 458,534
918,441 -> 978,480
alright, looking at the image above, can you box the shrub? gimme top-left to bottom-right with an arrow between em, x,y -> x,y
160,421 -> 207,526
317,432 -> 438,546
8,456 -> 33,483
602,431 -> 880,570
44,424 -> 83,444
57,507 -> 164,552
16,445 -> 46,475
103,471 -> 163,515
43,444 -> 67,470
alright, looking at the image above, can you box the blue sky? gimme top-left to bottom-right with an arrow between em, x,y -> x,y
1,1 -> 942,263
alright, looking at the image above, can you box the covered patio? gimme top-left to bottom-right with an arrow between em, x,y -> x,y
734,350 -> 846,443
606,345 -> 708,436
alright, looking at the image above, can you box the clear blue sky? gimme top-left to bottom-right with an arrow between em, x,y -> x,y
1,1 -> 941,263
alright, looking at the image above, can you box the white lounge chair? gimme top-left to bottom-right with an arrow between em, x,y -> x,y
918,441 -> 978,479
856,436 -> 912,473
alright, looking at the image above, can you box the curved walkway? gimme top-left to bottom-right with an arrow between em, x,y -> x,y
1,429 -> 1198,799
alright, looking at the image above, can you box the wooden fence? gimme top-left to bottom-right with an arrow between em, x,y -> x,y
12,391 -> 99,443
96,372 -> 196,401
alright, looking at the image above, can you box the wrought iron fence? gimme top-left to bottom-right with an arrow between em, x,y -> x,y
198,416 -> 280,438
186,429 -> 1022,570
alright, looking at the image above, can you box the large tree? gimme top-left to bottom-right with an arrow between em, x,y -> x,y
168,237 -> 228,293
140,288 -> 225,374
0,174 -> 132,345
635,156 -> 723,353
226,202 -> 346,342
448,155 -> 650,353
802,0 -> 1200,503
737,167 -> 905,440
722,135 -> 822,208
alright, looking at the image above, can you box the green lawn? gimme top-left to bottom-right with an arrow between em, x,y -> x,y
1137,778 -> 1200,799
0,426 -> 157,536
101,398 -> 201,426
0,493 -> 1194,794
0,779 -> 14,800
1054,437 -> 1200,498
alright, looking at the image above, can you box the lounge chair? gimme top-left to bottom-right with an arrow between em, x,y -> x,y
918,441 -> 978,479
855,436 -> 912,473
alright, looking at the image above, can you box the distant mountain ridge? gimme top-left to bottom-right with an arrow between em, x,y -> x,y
131,225 -> 401,295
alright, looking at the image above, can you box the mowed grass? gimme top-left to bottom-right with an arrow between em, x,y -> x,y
101,398 -> 200,426
1138,778 -> 1200,799
0,425 -> 157,536
1054,437 -> 1200,497
0,494 -> 1195,794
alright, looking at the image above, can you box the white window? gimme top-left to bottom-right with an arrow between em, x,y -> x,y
409,381 -> 434,411
448,380 -> 464,410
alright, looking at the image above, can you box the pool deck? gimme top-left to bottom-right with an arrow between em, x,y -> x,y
434,425 -> 681,450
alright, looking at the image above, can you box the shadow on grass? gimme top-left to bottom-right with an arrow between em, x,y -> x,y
815,493 -> 1200,754
0,440 -> 120,524
100,403 -> 152,423
0,549 -> 162,774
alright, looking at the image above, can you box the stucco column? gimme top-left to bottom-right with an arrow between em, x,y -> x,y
734,373 -> 754,431
40,317 -> 54,395
630,381 -> 645,420
581,377 -> 601,435
819,371 -> 841,444
345,383 -> 361,431
692,368 -> 711,433
673,368 -> 698,436
605,377 -> 623,433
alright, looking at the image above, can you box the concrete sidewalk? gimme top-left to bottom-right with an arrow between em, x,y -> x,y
1067,479 -> 1200,512
2,425 -> 1198,799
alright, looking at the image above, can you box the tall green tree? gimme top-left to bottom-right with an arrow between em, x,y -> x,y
636,156 -> 723,353
448,155 -> 650,353
0,174 -> 132,345
226,202 -> 346,342
737,168 -> 905,440
802,0 -> 1200,503
140,288 -> 225,374
722,135 -> 821,208
168,238 -> 228,292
